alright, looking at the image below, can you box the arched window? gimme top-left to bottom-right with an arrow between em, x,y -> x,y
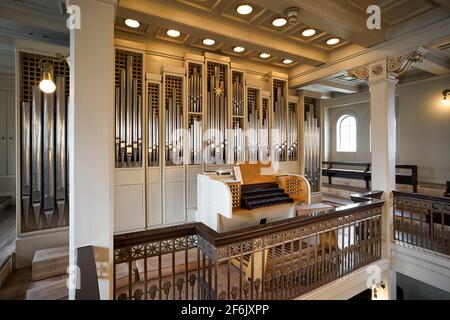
337,115 -> 357,152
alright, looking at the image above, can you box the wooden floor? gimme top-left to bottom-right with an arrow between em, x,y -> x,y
0,267 -> 31,300
0,205 -> 15,268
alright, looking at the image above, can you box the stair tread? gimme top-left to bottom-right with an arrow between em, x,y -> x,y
26,275 -> 68,300
32,246 -> 69,281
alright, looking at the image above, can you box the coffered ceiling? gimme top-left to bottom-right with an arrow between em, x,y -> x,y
116,0 -> 450,69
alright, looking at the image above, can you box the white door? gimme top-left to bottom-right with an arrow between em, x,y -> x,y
0,90 -> 7,176
6,90 -> 15,176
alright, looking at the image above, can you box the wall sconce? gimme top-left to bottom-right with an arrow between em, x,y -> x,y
442,89 -> 450,106
38,53 -> 69,94
373,281 -> 385,299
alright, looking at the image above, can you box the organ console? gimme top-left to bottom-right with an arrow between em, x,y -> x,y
197,163 -> 311,232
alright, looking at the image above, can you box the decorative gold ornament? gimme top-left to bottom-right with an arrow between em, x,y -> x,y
214,84 -> 224,96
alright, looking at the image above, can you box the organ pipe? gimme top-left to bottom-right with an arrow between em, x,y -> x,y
21,79 -> 68,232
304,99 -> 321,192
115,55 -> 142,167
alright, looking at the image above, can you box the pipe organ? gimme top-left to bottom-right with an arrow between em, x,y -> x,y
272,79 -> 287,163
246,87 -> 259,162
232,71 -> 244,163
115,52 -> 143,168
112,48 -> 320,233
19,52 -> 69,233
304,97 -> 321,192
187,63 -> 203,165
206,62 -> 228,166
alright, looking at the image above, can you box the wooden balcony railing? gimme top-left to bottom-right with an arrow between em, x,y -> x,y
113,200 -> 384,300
393,191 -> 450,255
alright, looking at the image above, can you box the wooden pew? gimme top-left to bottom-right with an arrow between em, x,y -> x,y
322,161 -> 418,193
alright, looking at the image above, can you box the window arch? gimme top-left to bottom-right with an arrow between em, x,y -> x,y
337,115 -> 357,152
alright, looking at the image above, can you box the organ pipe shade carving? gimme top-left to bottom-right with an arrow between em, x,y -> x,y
148,82 -> 160,167
304,97 -> 321,192
206,63 -> 228,165
246,87 -> 259,162
272,80 -> 287,162
21,80 -> 68,232
288,103 -> 298,161
115,51 -> 143,168
188,63 -> 203,165
232,71 -> 244,163
164,75 -> 184,166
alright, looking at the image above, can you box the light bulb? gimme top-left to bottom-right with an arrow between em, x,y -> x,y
260,53 -> 271,59
283,59 -> 293,64
302,28 -> 317,37
166,29 -> 181,37
233,46 -> 245,53
442,97 -> 449,106
125,19 -> 140,29
236,4 -> 253,15
203,39 -> 215,46
272,18 -> 287,27
39,79 -> 56,93
326,37 -> 341,45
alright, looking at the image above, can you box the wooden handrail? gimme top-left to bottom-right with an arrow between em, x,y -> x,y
114,199 -> 385,249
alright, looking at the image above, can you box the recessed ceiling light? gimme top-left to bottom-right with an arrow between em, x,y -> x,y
125,19 -> 140,29
326,37 -> 341,45
166,29 -> 181,37
302,28 -> 317,37
259,53 -> 271,59
283,59 -> 293,64
233,46 -> 245,53
203,39 -> 215,46
236,4 -> 253,15
272,17 -> 287,27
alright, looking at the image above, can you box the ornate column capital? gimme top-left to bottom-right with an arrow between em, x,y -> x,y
346,49 -> 425,82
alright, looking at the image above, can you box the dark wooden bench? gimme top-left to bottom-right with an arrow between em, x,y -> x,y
322,162 -> 418,193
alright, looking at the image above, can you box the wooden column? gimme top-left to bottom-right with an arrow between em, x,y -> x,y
68,0 -> 116,300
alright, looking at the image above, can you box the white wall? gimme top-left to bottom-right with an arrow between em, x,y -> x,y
323,74 -> 450,184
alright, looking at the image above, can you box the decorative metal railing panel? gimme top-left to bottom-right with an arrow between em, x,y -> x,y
113,201 -> 383,300
393,191 -> 450,255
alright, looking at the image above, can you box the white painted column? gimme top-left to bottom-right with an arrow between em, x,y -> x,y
68,0 -> 116,299
368,61 -> 398,300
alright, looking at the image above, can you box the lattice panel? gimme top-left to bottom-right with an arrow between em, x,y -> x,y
207,62 -> 227,94
20,52 -> 69,102
148,82 -> 160,167
149,83 -> 160,118
262,98 -> 269,126
188,63 -> 202,75
165,75 -> 183,106
115,49 -> 143,95
273,79 -> 286,96
232,71 -> 243,116
227,182 -> 241,209
188,62 -> 202,114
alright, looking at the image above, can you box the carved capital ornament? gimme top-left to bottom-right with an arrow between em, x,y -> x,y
346,49 -> 425,81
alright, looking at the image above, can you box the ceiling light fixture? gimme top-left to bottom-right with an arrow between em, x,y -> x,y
203,39 -> 215,46
259,53 -> 271,59
283,7 -> 299,25
283,59 -> 293,64
302,28 -> 317,37
272,17 -> 287,27
442,89 -> 450,105
233,46 -> 245,53
236,4 -> 253,15
326,37 -> 341,45
166,29 -> 181,37
125,18 -> 140,29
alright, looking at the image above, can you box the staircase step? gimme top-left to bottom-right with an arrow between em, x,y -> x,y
32,246 -> 69,281
26,275 -> 68,300
0,196 -> 11,213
